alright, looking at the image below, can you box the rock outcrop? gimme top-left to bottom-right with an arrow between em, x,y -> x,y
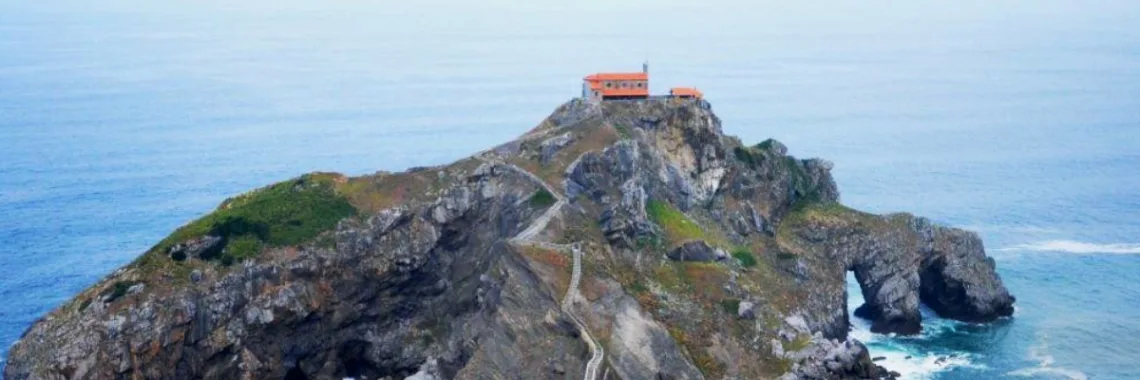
666,240 -> 727,262
778,206 -> 1016,336
5,98 -> 1013,380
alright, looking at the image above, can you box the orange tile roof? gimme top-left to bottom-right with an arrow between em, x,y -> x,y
584,72 -> 649,81
670,87 -> 703,97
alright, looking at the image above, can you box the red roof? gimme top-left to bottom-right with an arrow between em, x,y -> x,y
670,87 -> 703,98
584,72 -> 649,81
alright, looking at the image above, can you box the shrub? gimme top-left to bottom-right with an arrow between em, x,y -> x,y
731,248 -> 758,268
720,298 -> 741,314
629,279 -> 649,295
635,235 -> 663,251
733,146 -> 764,168
103,280 -> 140,303
222,235 -> 263,265
755,138 -> 779,151
529,189 -> 557,208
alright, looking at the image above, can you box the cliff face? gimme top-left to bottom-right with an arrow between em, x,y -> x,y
5,99 -> 1014,380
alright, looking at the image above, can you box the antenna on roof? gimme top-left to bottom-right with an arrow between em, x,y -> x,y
643,61 -> 649,74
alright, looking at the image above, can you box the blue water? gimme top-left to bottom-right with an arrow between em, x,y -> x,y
2,1 -> 1139,378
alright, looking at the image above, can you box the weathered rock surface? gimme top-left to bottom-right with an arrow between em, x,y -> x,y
666,240 -> 726,262
779,207 -> 1016,336
5,98 -> 1013,380
778,337 -> 892,380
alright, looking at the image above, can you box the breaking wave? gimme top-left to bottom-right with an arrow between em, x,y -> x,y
997,240 -> 1140,254
846,273 -> 983,379
1006,334 -> 1088,380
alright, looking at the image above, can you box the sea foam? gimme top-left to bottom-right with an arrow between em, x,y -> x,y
997,240 -> 1140,254
847,274 -> 980,379
1006,334 -> 1088,380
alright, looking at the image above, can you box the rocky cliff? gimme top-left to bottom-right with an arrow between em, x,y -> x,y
4,99 -> 1014,380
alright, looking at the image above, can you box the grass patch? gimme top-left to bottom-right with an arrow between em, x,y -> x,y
529,189 -> 557,208
646,200 -> 707,245
786,334 -> 813,352
151,173 -> 357,265
653,263 -> 688,292
221,235 -> 262,266
683,263 -> 731,305
732,247 -> 758,267
613,124 -> 633,139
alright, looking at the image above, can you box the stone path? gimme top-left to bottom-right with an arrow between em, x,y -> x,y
485,159 -> 604,380
565,245 -> 604,380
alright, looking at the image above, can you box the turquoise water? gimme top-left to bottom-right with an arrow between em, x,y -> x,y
2,1 -> 1139,378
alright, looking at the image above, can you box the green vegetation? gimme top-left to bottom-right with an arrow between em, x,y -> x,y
755,138 -> 779,151
784,201 -> 870,226
783,157 -> 811,196
613,124 -> 633,139
720,298 -> 741,314
646,199 -> 707,245
731,247 -> 758,267
101,280 -> 140,303
733,146 -> 765,168
634,235 -> 664,251
152,173 -> 357,265
786,334 -> 813,352
221,235 -> 262,265
529,189 -> 557,208
628,278 -> 649,295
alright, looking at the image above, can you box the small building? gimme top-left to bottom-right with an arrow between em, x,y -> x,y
670,87 -> 703,99
583,71 -> 649,101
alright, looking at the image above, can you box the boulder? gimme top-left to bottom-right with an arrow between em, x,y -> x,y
737,301 -> 756,320
666,240 -> 723,262
167,235 -> 222,261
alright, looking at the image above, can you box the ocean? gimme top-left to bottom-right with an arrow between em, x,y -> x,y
2,1 -> 1138,378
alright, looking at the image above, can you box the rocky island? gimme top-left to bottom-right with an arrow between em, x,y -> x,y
4,99 -> 1014,380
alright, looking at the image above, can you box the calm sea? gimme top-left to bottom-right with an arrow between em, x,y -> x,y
2,1 -> 1138,378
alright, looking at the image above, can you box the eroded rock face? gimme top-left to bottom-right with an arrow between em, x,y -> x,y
778,338 -> 892,380
781,209 -> 1015,336
5,98 -> 1013,380
915,218 -> 1016,322
585,278 -> 704,380
4,165 -> 585,380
